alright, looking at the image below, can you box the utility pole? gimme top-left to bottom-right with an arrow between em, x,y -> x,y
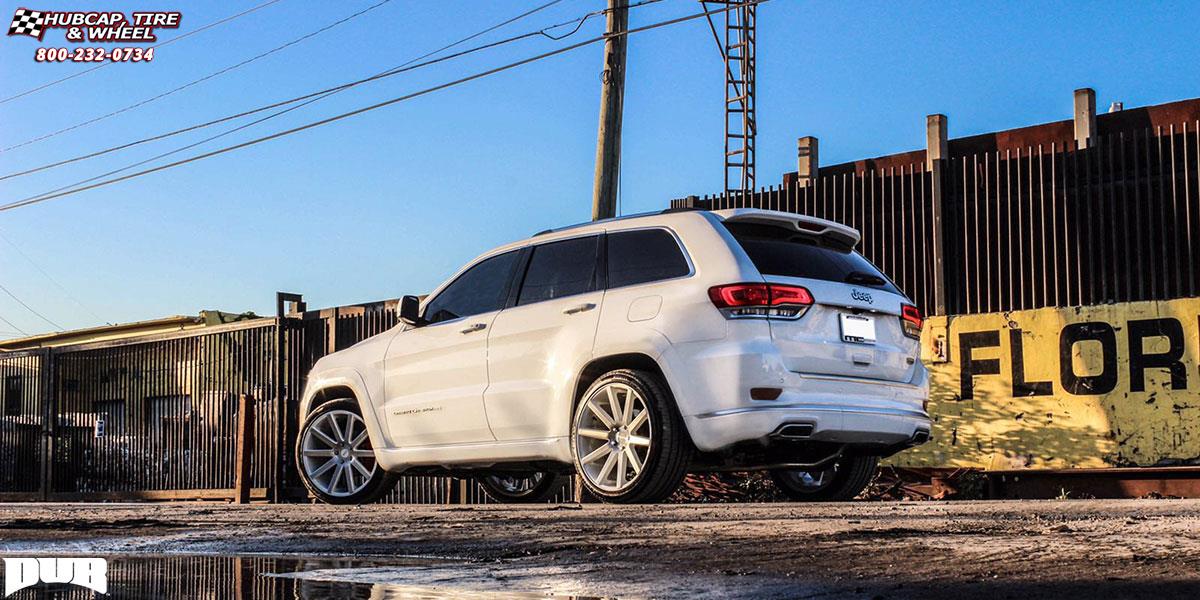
591,0 -> 628,221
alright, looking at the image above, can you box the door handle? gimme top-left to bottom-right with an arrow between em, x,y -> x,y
562,302 -> 597,315
459,323 -> 486,334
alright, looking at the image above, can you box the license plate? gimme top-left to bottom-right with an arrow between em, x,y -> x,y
840,313 -> 876,344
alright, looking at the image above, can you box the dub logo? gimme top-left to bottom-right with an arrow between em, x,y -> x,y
3,558 -> 107,596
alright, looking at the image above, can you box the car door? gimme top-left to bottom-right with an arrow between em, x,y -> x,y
484,234 -> 603,441
381,249 -> 521,447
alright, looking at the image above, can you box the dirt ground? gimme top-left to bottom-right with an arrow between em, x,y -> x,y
1,499 -> 1199,599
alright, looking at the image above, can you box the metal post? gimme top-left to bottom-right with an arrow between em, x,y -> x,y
234,394 -> 255,504
273,291 -> 303,503
1074,88 -> 1096,150
797,136 -> 819,188
38,347 -> 55,501
326,307 -> 339,355
926,114 -> 949,316
591,0 -> 628,221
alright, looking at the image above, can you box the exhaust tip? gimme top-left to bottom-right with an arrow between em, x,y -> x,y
911,429 -> 930,445
772,423 -> 814,439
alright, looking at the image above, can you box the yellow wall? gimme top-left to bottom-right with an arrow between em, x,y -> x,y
891,297 -> 1200,470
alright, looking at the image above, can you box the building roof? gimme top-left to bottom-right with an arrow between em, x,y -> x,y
0,310 -> 258,351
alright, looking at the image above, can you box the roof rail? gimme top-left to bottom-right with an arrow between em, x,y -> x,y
532,208 -> 703,237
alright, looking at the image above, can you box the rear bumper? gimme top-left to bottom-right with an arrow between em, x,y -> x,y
686,403 -> 931,454
660,330 -> 931,453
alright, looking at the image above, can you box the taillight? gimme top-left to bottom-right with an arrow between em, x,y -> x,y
708,283 -> 813,319
901,304 -> 922,339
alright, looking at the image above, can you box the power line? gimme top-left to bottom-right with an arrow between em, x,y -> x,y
0,282 -> 63,330
0,228 -> 108,324
1,0 -> 763,213
0,0 -> 596,183
1,0 -> 395,154
0,315 -> 28,336
0,0 -> 286,106
13,0 -> 612,199
0,0 -> 580,187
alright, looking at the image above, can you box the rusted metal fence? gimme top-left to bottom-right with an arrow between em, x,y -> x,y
0,321 -> 281,501
0,350 -> 44,494
0,302 -> 575,503
674,122 -> 1200,316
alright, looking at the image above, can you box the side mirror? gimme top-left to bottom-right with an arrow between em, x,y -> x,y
399,295 -> 424,326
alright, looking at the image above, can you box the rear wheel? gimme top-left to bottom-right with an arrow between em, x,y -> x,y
770,455 -> 878,501
297,399 -> 396,505
570,369 -> 691,504
478,471 -> 568,503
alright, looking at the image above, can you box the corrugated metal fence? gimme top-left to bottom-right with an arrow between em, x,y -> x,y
674,122 -> 1200,315
0,306 -> 572,503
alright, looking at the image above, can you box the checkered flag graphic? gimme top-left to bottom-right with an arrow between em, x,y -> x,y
8,8 -> 46,39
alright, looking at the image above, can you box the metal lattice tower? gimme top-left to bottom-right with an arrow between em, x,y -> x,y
723,2 -> 756,201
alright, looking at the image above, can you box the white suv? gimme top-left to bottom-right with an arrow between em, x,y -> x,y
296,208 -> 930,504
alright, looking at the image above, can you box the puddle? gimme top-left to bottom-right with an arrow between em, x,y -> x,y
0,554 -> 604,599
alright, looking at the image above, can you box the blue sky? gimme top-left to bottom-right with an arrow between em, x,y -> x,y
1,0 -> 1199,339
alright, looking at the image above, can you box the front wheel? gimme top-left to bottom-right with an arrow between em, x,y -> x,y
570,369 -> 691,504
477,471 -> 568,503
297,398 -> 396,504
770,455 -> 879,501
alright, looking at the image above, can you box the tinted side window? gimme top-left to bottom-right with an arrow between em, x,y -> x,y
607,229 -> 690,288
724,222 -> 902,296
424,250 -> 520,324
517,236 -> 600,305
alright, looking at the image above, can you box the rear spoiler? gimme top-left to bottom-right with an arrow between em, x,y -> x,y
712,208 -> 861,249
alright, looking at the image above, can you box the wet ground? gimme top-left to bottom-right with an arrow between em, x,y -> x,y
1,499 -> 1199,598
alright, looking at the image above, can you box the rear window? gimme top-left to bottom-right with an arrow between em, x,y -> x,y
724,222 -> 902,296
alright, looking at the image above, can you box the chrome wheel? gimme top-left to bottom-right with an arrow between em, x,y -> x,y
300,409 -> 377,497
778,467 -> 834,492
485,472 -> 544,495
573,382 -> 652,493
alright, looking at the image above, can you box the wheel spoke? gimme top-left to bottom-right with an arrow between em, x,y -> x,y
581,444 -> 612,465
343,414 -> 355,445
327,414 -> 345,443
606,386 -> 622,427
616,450 -> 627,487
310,427 -> 338,448
627,409 -> 648,432
587,399 -> 615,429
578,428 -> 609,441
311,457 -> 337,478
301,448 -> 334,457
624,446 -> 643,475
597,450 -> 619,483
349,430 -> 369,449
628,435 -> 651,447
350,458 -> 373,479
329,463 -> 345,492
350,449 -> 375,458
621,389 -> 634,426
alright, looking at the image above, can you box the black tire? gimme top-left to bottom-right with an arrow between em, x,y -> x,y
477,471 -> 568,504
296,398 -> 396,505
570,369 -> 692,504
770,455 -> 879,502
